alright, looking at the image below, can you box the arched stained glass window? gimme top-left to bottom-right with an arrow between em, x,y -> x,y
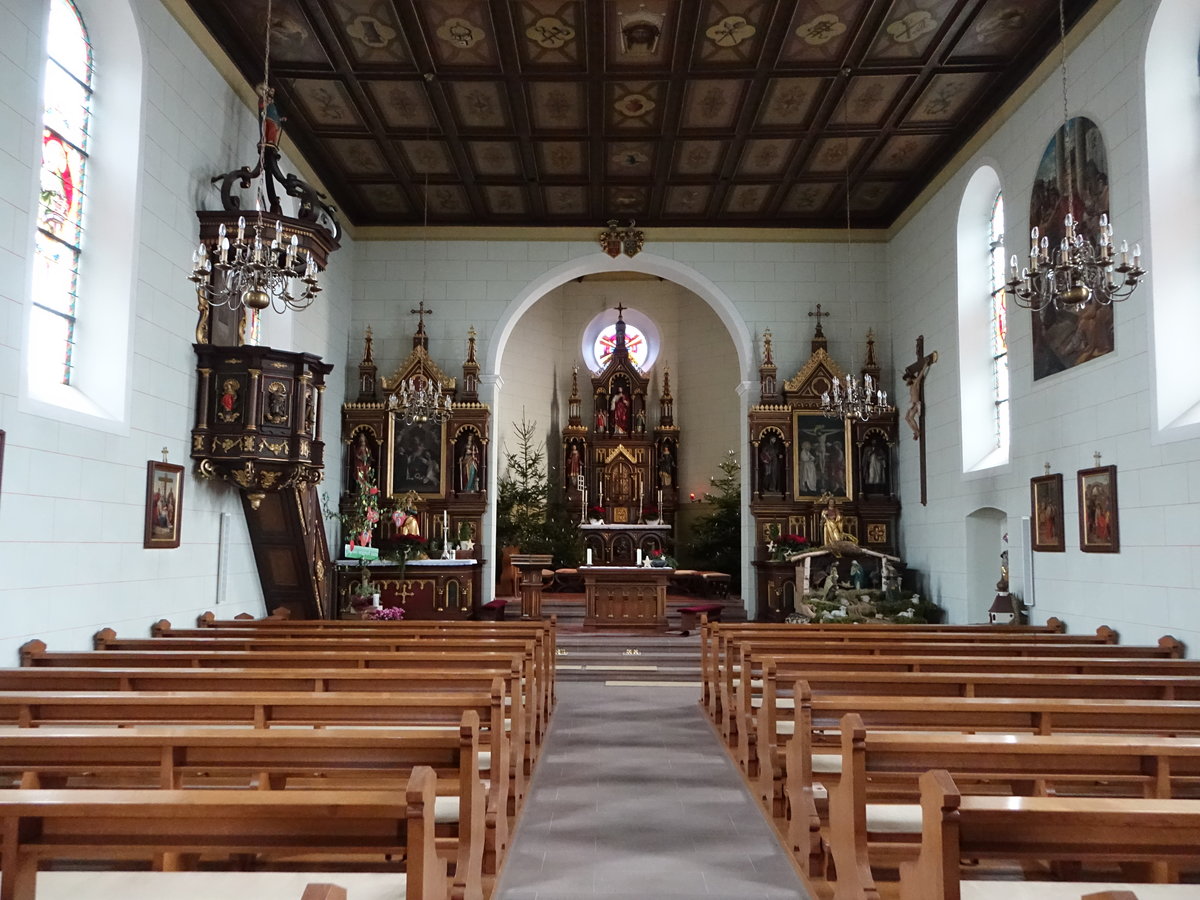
32,0 -> 93,386
989,190 -> 1010,447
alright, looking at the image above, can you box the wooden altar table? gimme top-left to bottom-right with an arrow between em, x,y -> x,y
581,566 -> 672,629
335,558 -> 481,620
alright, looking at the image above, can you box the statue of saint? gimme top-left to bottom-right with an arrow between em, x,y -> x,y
821,497 -> 858,548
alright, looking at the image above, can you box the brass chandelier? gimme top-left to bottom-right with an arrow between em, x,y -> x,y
821,372 -> 889,422
1004,0 -> 1146,312
388,375 -> 453,426
188,0 -> 337,316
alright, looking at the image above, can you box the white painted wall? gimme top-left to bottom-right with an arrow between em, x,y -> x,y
889,0 -> 1199,652
0,0 -> 351,663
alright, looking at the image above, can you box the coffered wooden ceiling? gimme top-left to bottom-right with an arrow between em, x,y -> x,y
183,0 -> 1098,229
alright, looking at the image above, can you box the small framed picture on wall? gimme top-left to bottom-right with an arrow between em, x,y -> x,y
1078,465 -> 1119,553
1030,473 -> 1065,552
144,460 -> 184,549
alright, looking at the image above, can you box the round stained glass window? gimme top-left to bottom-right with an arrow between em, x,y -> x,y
582,308 -> 659,372
593,323 -> 649,369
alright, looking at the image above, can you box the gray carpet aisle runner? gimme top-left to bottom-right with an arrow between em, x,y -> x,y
492,627 -> 809,899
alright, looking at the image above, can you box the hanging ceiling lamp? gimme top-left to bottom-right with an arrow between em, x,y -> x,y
1005,0 -> 1146,311
821,71 -> 891,423
188,0 -> 339,316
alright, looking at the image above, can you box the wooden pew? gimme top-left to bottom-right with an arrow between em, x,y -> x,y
741,664 -> 1200,782
90,629 -> 552,754
829,715 -> 1200,899
716,634 -> 1184,745
707,625 -> 1127,732
0,771 -> 448,900
0,718 -> 487,896
899,769 -> 1200,900
700,619 -> 1069,717
0,686 -> 511,867
777,685 -> 1200,876
20,642 -> 543,782
185,615 -> 558,711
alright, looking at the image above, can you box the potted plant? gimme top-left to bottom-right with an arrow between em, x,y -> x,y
647,548 -> 677,568
455,521 -> 475,559
775,533 -> 809,561
588,505 -> 605,525
323,466 -> 382,559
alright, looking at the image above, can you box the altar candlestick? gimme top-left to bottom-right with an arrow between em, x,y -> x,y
636,549 -> 643,566
599,482 -> 603,506
658,488 -> 663,510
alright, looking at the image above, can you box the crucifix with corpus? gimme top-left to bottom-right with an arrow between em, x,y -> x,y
903,335 -> 938,505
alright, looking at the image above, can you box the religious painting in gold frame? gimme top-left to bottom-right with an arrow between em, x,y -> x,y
388,415 -> 447,497
792,410 -> 852,500
143,460 -> 184,549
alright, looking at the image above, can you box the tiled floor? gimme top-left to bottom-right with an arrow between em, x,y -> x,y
493,682 -> 810,899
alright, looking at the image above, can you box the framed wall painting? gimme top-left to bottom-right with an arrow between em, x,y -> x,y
793,410 -> 852,500
1030,473 -> 1065,552
389,415 -> 445,496
144,460 -> 184,549
1029,117 -> 1114,380
1078,464 -> 1119,553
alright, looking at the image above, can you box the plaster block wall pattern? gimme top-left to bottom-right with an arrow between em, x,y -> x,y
888,0 -> 1199,652
0,0 -> 352,663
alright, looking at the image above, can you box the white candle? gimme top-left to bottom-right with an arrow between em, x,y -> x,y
586,548 -> 593,565
599,482 -> 603,506
636,549 -> 642,566
658,489 -> 663,509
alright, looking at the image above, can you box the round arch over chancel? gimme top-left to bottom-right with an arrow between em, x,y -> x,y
480,251 -> 755,610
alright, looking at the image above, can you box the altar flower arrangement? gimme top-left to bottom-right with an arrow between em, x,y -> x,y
773,533 -> 808,561
390,532 -> 428,580
366,605 -> 406,621
323,466 -> 383,556
642,505 -> 660,522
588,505 -> 605,522
648,548 -> 677,568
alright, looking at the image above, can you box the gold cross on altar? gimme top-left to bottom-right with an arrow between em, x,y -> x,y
808,303 -> 830,321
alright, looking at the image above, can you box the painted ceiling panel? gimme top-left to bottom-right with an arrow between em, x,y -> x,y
185,0 -> 1098,227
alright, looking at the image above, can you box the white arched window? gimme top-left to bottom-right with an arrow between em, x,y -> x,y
1147,0 -> 1200,439
988,191 -> 1010,446
957,165 -> 1009,471
21,0 -> 142,430
31,0 -> 92,387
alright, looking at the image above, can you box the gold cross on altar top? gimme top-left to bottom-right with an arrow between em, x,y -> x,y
411,300 -> 433,333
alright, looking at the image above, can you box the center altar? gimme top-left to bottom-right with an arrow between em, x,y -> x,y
581,565 -> 671,629
562,306 -> 680,568
333,308 -> 490,620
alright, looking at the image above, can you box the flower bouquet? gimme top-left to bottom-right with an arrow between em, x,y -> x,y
647,548 -> 677,568
774,533 -> 809,561
366,605 -> 405,621
588,505 -> 605,524
642,505 -> 660,524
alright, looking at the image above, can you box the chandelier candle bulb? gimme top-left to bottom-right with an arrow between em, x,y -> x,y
236,216 -> 245,242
